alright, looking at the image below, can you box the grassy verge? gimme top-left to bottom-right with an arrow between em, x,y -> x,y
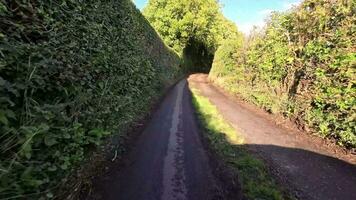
191,88 -> 289,200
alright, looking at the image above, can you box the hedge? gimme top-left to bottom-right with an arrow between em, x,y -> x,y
209,0 -> 355,148
0,0 -> 181,199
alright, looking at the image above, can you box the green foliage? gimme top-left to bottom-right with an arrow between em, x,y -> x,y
191,89 -> 286,200
0,0 -> 181,198
210,0 -> 356,148
143,0 -> 241,72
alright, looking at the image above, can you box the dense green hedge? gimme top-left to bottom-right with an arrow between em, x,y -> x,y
0,0 -> 181,198
210,0 -> 355,148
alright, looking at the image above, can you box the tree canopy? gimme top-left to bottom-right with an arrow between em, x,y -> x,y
143,0 -> 241,72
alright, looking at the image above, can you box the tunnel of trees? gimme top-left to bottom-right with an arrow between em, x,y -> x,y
183,38 -> 214,73
143,0 -> 240,73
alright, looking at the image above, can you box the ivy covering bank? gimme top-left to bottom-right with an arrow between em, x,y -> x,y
210,0 -> 355,148
0,0 -> 181,198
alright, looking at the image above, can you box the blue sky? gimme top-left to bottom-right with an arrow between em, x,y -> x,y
133,0 -> 301,34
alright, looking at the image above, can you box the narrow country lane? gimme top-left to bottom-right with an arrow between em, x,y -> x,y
4,1 -> 354,199
88,75 -> 356,200
90,79 -> 223,200
188,74 -> 356,200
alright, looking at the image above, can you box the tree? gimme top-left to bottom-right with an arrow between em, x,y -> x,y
143,0 -> 241,71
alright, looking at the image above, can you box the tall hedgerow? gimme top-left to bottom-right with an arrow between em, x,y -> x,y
0,0 -> 181,199
210,0 -> 356,148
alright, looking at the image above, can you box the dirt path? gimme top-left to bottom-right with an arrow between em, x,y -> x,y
188,74 -> 356,200
89,79 -> 224,200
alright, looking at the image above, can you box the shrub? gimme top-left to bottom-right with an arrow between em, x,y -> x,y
0,0 -> 181,198
210,0 -> 356,148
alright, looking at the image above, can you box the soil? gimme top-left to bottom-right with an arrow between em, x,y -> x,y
188,73 -> 356,200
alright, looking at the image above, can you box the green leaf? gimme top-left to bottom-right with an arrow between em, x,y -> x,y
39,123 -> 50,132
5,109 -> 16,119
88,128 -> 110,137
44,135 -> 57,146
48,165 -> 57,172
0,111 -> 8,125
46,192 -> 54,198
0,76 -> 5,86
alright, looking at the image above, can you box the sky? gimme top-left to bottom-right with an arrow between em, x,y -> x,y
133,0 -> 301,35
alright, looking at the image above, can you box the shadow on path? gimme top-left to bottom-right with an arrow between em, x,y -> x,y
189,73 -> 356,200
239,144 -> 356,200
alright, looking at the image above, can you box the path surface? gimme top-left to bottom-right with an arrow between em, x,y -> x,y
90,75 -> 356,200
90,79 -> 222,200
188,74 -> 356,200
